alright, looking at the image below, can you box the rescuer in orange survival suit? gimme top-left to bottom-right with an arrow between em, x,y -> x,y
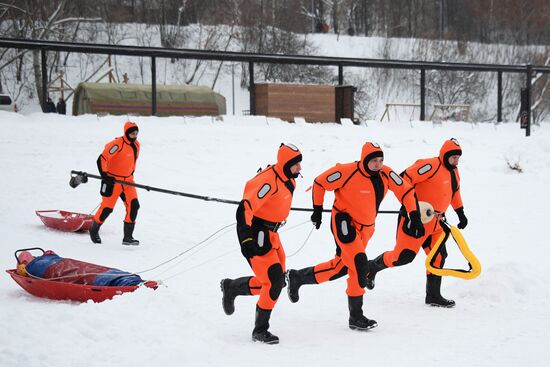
221,143 -> 303,345
365,138 -> 468,308
286,142 -> 423,331
89,122 -> 141,246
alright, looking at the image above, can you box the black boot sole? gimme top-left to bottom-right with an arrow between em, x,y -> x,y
252,336 -> 279,344
285,271 -> 299,303
426,302 -> 456,308
90,233 -> 101,244
365,278 -> 375,290
220,279 -> 234,316
349,322 -> 378,331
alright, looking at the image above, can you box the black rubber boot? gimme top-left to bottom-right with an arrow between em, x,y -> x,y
220,277 -> 251,315
348,296 -> 378,331
425,274 -> 455,308
89,221 -> 102,244
286,267 -> 317,303
366,254 -> 387,290
252,306 -> 279,344
122,222 -> 139,246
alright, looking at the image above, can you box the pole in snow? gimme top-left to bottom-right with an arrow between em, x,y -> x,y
69,170 -> 400,214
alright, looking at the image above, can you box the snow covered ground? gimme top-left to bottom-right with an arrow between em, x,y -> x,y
1,111 -> 549,366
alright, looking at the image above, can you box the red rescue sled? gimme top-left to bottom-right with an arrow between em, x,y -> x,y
35,210 -> 94,232
7,269 -> 157,303
7,248 -> 158,303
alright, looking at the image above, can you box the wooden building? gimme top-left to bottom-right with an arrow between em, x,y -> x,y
254,83 -> 355,123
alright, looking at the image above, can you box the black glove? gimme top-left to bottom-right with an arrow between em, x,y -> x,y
455,207 -> 468,229
240,238 -> 257,259
101,174 -> 115,185
407,211 -> 425,238
311,205 -> 323,229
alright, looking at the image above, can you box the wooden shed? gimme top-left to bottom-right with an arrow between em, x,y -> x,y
253,83 -> 355,123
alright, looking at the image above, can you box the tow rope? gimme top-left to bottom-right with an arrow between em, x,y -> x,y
159,220 -> 314,282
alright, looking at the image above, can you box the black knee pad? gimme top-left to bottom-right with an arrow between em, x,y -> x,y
267,263 -> 284,301
98,208 -> 113,222
329,266 -> 348,281
393,249 -> 417,266
354,253 -> 368,288
130,199 -> 140,222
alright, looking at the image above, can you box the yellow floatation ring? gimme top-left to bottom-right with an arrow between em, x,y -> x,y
425,223 -> 481,280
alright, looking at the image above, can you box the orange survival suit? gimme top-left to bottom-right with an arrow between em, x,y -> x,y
221,143 -> 302,344
366,138 -> 467,307
90,122 -> 140,245
285,142 -> 422,331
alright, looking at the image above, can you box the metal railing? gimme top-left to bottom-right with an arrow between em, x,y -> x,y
2,37 -> 549,136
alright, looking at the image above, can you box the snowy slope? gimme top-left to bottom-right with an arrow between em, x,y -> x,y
1,112 -> 549,367
4,23 -> 547,122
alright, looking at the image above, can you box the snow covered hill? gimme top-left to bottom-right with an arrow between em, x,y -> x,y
3,23 -> 548,122
1,112 -> 549,366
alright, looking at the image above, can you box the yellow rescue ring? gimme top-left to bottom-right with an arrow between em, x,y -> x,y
425,224 -> 481,280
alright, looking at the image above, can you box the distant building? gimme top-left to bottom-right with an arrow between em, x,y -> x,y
72,82 -> 226,117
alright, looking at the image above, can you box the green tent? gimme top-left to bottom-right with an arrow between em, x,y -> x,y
72,82 -> 226,117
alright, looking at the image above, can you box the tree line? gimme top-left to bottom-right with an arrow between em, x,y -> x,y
1,0 -> 549,121
2,0 -> 549,45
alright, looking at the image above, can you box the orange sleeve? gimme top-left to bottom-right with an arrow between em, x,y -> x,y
402,158 -> 438,186
97,139 -> 117,173
98,138 -> 121,172
241,171 -> 275,226
451,170 -> 464,210
383,165 -> 417,213
312,164 -> 348,207
134,141 -> 140,160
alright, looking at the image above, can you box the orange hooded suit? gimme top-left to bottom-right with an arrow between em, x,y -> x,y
93,122 -> 140,225
309,142 -> 418,297
380,138 -> 465,270
234,143 -> 302,310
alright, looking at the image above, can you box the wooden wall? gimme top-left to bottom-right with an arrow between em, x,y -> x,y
254,83 -> 336,123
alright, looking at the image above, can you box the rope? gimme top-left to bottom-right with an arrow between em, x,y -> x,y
138,220 -> 312,280
160,221 -> 315,282
148,224 -> 235,279
161,248 -> 238,281
286,225 -> 315,258
88,204 -> 100,216
134,222 -> 236,275
279,219 -> 310,232
20,218 -> 311,284
17,222 -> 236,283
18,220 -> 314,284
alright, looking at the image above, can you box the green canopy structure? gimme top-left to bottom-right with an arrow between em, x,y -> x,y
72,82 -> 226,117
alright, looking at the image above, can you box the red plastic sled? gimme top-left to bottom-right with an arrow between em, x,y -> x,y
7,248 -> 158,303
6,269 -> 158,303
35,210 -> 94,232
